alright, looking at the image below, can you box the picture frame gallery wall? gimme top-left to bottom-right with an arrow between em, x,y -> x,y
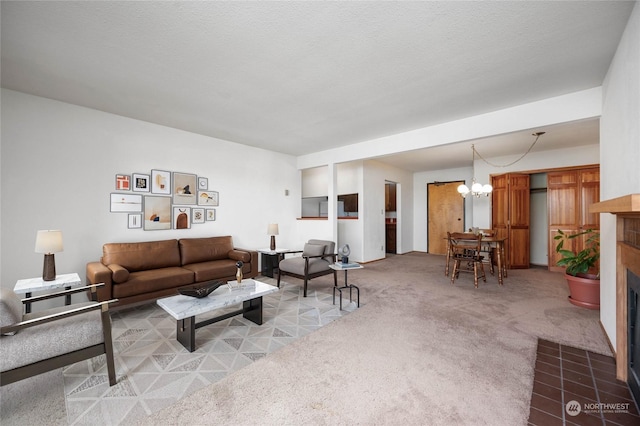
111,170 -> 218,231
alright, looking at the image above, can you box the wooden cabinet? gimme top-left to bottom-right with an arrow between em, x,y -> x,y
385,184 -> 396,211
339,193 -> 358,213
386,223 -> 397,253
491,173 -> 530,269
548,167 -> 600,272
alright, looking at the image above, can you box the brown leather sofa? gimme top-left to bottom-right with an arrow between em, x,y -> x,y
86,236 -> 258,307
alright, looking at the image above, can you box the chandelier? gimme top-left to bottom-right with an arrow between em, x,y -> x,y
456,132 -> 545,198
457,144 -> 492,198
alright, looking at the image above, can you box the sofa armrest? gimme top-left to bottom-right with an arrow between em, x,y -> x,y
232,248 -> 258,278
86,262 -> 113,302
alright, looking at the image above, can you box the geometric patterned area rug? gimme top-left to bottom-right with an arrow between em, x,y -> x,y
62,278 -> 358,425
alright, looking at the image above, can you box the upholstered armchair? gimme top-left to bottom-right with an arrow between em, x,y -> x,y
277,239 -> 338,297
0,284 -> 118,387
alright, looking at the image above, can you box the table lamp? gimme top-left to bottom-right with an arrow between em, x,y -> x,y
267,223 -> 279,251
35,230 -> 64,281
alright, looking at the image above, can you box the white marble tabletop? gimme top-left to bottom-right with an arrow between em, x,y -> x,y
329,263 -> 363,270
256,248 -> 296,254
157,279 -> 279,320
14,272 -> 82,294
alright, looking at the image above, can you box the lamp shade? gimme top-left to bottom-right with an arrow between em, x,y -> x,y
35,230 -> 64,254
267,223 -> 279,236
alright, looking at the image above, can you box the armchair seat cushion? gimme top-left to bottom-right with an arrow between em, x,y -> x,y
279,257 -> 331,276
112,267 -> 194,299
0,302 -> 102,372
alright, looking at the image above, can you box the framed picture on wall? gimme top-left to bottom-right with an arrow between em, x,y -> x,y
132,173 -> 150,192
151,169 -> 171,195
115,174 -> 130,191
143,195 -> 171,230
198,190 -> 219,206
198,177 -> 208,190
192,208 -> 205,224
128,213 -> 142,229
173,172 -> 197,205
173,207 -> 191,229
110,193 -> 142,212
206,209 -> 216,221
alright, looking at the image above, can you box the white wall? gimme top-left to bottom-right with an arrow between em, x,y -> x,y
0,89 -> 300,290
301,166 -> 328,197
600,3 -> 640,350
337,161 -> 364,262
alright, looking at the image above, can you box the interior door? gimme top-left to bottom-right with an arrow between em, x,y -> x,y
428,181 -> 464,255
548,167 -> 600,272
491,173 -> 530,269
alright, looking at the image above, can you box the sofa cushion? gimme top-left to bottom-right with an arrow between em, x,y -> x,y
182,259 -> 242,282
112,267 -> 194,299
102,239 -> 181,272
107,264 -> 130,283
179,236 -> 235,265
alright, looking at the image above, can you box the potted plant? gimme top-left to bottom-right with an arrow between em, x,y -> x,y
554,229 -> 600,309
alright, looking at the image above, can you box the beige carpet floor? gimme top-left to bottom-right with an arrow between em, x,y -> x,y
1,253 -> 611,425
135,253 -> 610,425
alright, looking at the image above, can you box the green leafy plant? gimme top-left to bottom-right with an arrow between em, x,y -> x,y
554,229 -> 600,278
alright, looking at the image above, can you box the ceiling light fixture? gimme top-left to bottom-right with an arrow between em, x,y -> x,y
457,131 -> 546,198
457,144 -> 493,198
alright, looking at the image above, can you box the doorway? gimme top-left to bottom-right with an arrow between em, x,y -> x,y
385,182 -> 397,254
427,181 -> 464,255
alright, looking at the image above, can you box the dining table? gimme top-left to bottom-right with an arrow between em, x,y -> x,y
445,234 -> 508,285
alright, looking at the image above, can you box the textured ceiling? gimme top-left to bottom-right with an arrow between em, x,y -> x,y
1,1 -> 635,170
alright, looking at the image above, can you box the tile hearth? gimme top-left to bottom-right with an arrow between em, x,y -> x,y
528,339 -> 640,425
62,278 -> 357,425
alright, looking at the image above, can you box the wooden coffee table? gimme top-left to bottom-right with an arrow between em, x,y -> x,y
157,279 -> 279,352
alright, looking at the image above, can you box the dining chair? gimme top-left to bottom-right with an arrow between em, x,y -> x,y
469,228 -> 497,275
448,232 -> 486,288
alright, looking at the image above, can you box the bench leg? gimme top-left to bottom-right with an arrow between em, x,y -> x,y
243,296 -> 263,325
177,317 -> 196,352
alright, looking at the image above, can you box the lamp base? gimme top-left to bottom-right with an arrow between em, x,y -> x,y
270,235 -> 276,251
43,253 -> 56,281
